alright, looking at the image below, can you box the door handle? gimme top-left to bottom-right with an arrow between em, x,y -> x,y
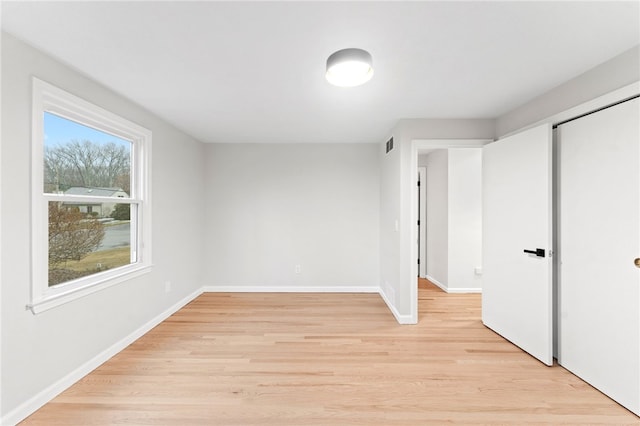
524,248 -> 545,257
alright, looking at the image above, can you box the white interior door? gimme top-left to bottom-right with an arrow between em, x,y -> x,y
482,124 -> 553,366
558,97 -> 639,415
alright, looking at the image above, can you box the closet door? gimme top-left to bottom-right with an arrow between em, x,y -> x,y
483,124 -> 553,366
558,97 -> 639,415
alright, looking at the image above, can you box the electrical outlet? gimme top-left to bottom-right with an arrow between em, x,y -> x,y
295,265 -> 301,274
164,281 -> 171,293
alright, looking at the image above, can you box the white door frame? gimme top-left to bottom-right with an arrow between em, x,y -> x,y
417,166 -> 427,278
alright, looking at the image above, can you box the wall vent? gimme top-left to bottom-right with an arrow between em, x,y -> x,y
385,137 -> 394,153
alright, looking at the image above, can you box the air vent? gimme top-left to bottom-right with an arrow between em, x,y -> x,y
385,137 -> 394,153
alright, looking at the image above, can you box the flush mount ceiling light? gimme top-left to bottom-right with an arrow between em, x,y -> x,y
325,48 -> 374,87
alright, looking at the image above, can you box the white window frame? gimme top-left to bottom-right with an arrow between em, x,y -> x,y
29,78 -> 152,314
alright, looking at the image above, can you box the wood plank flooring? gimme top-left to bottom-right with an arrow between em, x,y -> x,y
20,280 -> 640,425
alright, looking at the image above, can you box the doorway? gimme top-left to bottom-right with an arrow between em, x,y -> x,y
416,147 -> 484,293
409,140 -> 490,320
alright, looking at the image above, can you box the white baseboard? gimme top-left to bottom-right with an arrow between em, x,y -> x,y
1,288 -> 202,426
203,285 -> 380,293
447,287 -> 482,294
378,288 -> 416,325
425,275 -> 447,292
425,275 -> 481,294
204,284 -> 416,325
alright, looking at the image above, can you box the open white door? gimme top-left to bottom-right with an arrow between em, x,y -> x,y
558,97 -> 639,415
482,124 -> 553,366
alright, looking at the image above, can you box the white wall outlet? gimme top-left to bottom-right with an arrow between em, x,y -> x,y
474,267 -> 483,275
295,265 -> 302,274
164,281 -> 171,293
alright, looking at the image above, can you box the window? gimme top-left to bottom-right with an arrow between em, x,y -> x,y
30,78 -> 151,313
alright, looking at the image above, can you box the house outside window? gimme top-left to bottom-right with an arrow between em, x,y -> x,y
30,78 -> 152,313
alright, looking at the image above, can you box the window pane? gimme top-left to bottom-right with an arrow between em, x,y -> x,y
48,202 -> 133,287
43,112 -> 132,198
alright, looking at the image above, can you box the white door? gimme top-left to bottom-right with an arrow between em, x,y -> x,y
482,124 -> 553,366
558,97 -> 639,415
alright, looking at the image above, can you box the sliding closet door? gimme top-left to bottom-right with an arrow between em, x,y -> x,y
558,97 -> 639,416
483,124 -> 553,366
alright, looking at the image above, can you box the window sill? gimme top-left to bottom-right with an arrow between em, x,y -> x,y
27,264 -> 153,314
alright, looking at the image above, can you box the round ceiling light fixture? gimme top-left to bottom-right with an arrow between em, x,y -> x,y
325,48 -> 374,87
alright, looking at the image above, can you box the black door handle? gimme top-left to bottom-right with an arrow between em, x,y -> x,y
524,248 -> 545,257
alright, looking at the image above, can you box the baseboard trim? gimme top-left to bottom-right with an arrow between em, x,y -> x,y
1,288 -> 203,426
203,285 -> 380,293
447,288 -> 482,294
425,275 -> 447,292
203,284 -> 415,324
378,288 -> 416,325
425,275 -> 481,294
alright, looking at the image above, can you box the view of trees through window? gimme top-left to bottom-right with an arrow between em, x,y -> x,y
44,112 -> 134,286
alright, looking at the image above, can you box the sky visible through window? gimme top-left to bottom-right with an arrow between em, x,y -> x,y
44,111 -> 131,148
42,111 -> 133,195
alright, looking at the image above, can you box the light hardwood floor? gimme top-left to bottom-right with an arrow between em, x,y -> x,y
21,280 -> 639,425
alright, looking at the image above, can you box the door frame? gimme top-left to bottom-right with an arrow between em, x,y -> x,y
417,166 -> 427,278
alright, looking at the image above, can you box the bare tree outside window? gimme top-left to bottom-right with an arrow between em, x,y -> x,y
48,203 -> 106,285
44,139 -> 131,193
44,112 -> 134,286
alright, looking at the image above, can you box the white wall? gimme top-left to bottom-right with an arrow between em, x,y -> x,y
423,150 -> 448,287
1,33 -> 206,420
0,29 -> 3,422
447,148 -> 482,291
203,143 -> 380,290
497,45 -> 640,137
379,137 -> 401,309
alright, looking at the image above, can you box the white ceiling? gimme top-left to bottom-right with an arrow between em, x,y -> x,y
2,1 -> 639,144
